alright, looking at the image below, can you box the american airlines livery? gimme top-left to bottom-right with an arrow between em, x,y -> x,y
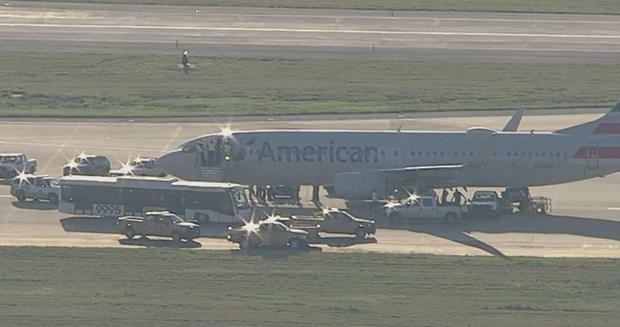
157,104 -> 620,199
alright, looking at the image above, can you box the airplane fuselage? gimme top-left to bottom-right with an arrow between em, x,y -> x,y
158,129 -> 620,190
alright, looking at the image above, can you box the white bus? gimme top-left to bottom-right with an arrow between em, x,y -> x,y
58,175 -> 251,223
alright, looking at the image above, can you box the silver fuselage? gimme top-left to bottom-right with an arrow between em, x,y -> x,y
157,129 -> 620,188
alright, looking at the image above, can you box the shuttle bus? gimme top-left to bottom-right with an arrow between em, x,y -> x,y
58,175 -> 251,223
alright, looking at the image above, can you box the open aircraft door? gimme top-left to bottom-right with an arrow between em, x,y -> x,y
586,141 -> 599,170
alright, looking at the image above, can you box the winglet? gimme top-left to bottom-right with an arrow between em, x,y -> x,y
465,133 -> 496,168
502,107 -> 525,132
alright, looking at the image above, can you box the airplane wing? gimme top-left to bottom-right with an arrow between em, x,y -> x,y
502,108 -> 525,132
378,132 -> 497,184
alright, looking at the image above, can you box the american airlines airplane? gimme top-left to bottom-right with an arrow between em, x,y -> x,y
156,104 -> 620,199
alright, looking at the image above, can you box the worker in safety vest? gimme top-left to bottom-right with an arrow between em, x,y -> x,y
223,139 -> 232,161
207,140 -> 216,166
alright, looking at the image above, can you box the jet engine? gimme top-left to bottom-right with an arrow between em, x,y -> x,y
332,172 -> 388,199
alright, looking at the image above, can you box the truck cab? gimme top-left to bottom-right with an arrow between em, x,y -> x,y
384,195 -> 461,223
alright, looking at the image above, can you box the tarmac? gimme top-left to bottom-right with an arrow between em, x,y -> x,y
3,1 -> 620,63
1,110 -> 620,257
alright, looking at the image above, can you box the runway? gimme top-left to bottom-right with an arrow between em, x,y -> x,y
3,2 -> 620,62
1,110 -> 620,257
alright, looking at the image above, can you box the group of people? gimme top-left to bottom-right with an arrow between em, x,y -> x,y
440,188 -> 465,206
198,138 -> 232,167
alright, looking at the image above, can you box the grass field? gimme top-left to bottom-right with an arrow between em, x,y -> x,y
29,0 -> 620,15
1,247 -> 619,327
2,53 -> 620,117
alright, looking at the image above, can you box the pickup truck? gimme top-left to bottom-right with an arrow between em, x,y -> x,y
469,190 -> 502,218
281,209 -> 375,239
227,220 -> 308,249
10,175 -> 60,204
384,195 -> 461,223
116,211 -> 200,242
0,153 -> 37,179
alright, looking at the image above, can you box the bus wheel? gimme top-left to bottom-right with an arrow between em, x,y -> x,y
172,231 -> 182,243
16,191 -> 26,202
125,227 -> 136,239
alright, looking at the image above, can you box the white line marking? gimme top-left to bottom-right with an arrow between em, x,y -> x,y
3,23 -> 620,39
0,195 -> 13,198
607,207 -> 620,210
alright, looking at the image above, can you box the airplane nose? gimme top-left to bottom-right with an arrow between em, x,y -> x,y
156,149 -> 195,180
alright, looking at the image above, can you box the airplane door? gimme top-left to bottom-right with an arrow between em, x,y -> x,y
586,142 -> 599,170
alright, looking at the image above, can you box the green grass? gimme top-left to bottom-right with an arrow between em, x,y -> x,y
29,0 -> 620,15
2,52 -> 620,117
1,247 -> 619,327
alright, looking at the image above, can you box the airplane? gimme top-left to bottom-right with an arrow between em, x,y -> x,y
156,103 -> 620,199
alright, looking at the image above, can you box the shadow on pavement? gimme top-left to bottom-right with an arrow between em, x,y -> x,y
60,216 -> 118,234
118,237 -> 202,248
313,235 -> 377,248
231,245 -> 322,259
11,200 -> 58,211
379,213 -> 620,257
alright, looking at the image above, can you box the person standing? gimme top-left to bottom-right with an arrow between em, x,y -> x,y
223,138 -> 232,161
207,140 -> 216,166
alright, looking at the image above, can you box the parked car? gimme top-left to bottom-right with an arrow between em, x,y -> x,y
116,211 -> 200,242
10,175 -> 59,204
63,154 -> 110,176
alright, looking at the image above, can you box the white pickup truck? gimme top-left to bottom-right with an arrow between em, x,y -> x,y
384,195 -> 461,223
0,153 -> 37,179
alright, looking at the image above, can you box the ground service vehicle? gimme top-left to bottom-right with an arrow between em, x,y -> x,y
501,187 -> 551,213
10,175 -> 60,204
117,211 -> 200,242
227,221 -> 308,249
286,209 -> 375,238
110,158 -> 166,177
0,153 -> 36,179
58,175 -> 252,223
470,191 -> 502,218
63,154 -> 110,176
384,195 -> 461,223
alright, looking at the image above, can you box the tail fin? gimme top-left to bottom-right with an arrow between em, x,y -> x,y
555,102 -> 620,135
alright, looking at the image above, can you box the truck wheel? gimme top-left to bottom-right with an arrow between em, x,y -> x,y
172,231 -> 182,243
289,239 -> 304,249
443,212 -> 458,223
124,227 -> 136,239
16,191 -> 26,202
48,193 -> 59,205
355,227 -> 366,239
